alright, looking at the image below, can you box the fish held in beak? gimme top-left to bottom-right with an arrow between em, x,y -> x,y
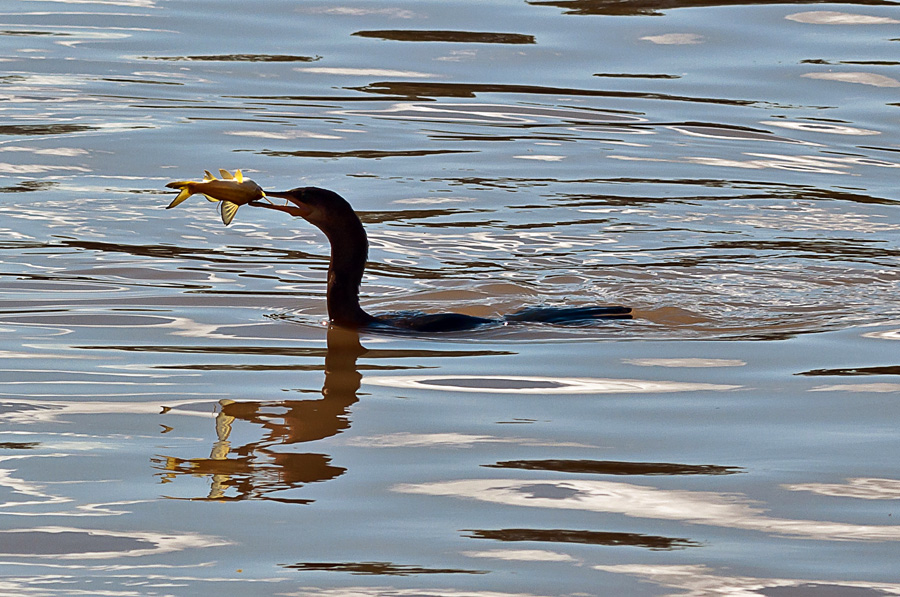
165,169 -> 265,226
250,190 -> 314,219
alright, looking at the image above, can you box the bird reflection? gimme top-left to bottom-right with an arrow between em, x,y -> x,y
153,325 -> 365,502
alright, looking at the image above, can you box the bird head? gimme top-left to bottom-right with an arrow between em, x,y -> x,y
251,187 -> 358,231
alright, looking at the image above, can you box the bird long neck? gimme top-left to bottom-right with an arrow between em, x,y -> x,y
322,216 -> 375,328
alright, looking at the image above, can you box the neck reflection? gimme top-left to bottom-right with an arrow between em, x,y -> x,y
322,323 -> 366,401
154,325 -> 366,502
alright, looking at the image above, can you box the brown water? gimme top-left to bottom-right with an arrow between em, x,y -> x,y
1,0 -> 899,595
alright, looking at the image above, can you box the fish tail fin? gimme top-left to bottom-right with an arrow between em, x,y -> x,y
165,181 -> 197,209
221,200 -> 239,226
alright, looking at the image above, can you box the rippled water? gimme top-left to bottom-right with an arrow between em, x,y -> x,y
1,0 -> 899,595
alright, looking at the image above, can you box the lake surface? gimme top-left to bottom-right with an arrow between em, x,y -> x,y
1,0 -> 899,595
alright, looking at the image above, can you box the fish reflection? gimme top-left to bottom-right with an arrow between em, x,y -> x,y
153,326 -> 365,502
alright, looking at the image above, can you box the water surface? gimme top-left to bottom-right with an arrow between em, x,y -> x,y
1,0 -> 899,595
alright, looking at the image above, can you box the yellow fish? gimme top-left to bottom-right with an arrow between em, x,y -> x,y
165,169 -> 265,226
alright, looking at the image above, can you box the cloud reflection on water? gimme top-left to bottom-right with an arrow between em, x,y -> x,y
396,478 -> 900,541
786,10 -> 900,25
463,549 -> 576,562
802,72 -> 900,88
0,526 -> 229,559
784,477 -> 900,500
364,374 -> 739,393
594,564 -> 900,597
346,432 -> 594,449
285,589 -> 554,597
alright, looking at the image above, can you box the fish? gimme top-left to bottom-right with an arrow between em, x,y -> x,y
165,169 -> 265,226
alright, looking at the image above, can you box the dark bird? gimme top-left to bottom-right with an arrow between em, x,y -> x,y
250,188 -> 631,332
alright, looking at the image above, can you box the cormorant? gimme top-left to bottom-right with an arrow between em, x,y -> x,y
249,188 -> 631,332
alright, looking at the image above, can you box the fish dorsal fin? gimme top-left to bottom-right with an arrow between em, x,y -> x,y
218,169 -> 234,180
234,169 -> 244,183
203,170 -> 216,181
221,201 -> 239,226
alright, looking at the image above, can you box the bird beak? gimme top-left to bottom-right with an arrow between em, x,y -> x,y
249,191 -> 314,218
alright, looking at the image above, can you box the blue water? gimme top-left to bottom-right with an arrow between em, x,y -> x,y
1,0 -> 899,595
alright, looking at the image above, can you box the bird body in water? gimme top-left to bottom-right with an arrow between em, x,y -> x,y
250,188 -> 631,332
